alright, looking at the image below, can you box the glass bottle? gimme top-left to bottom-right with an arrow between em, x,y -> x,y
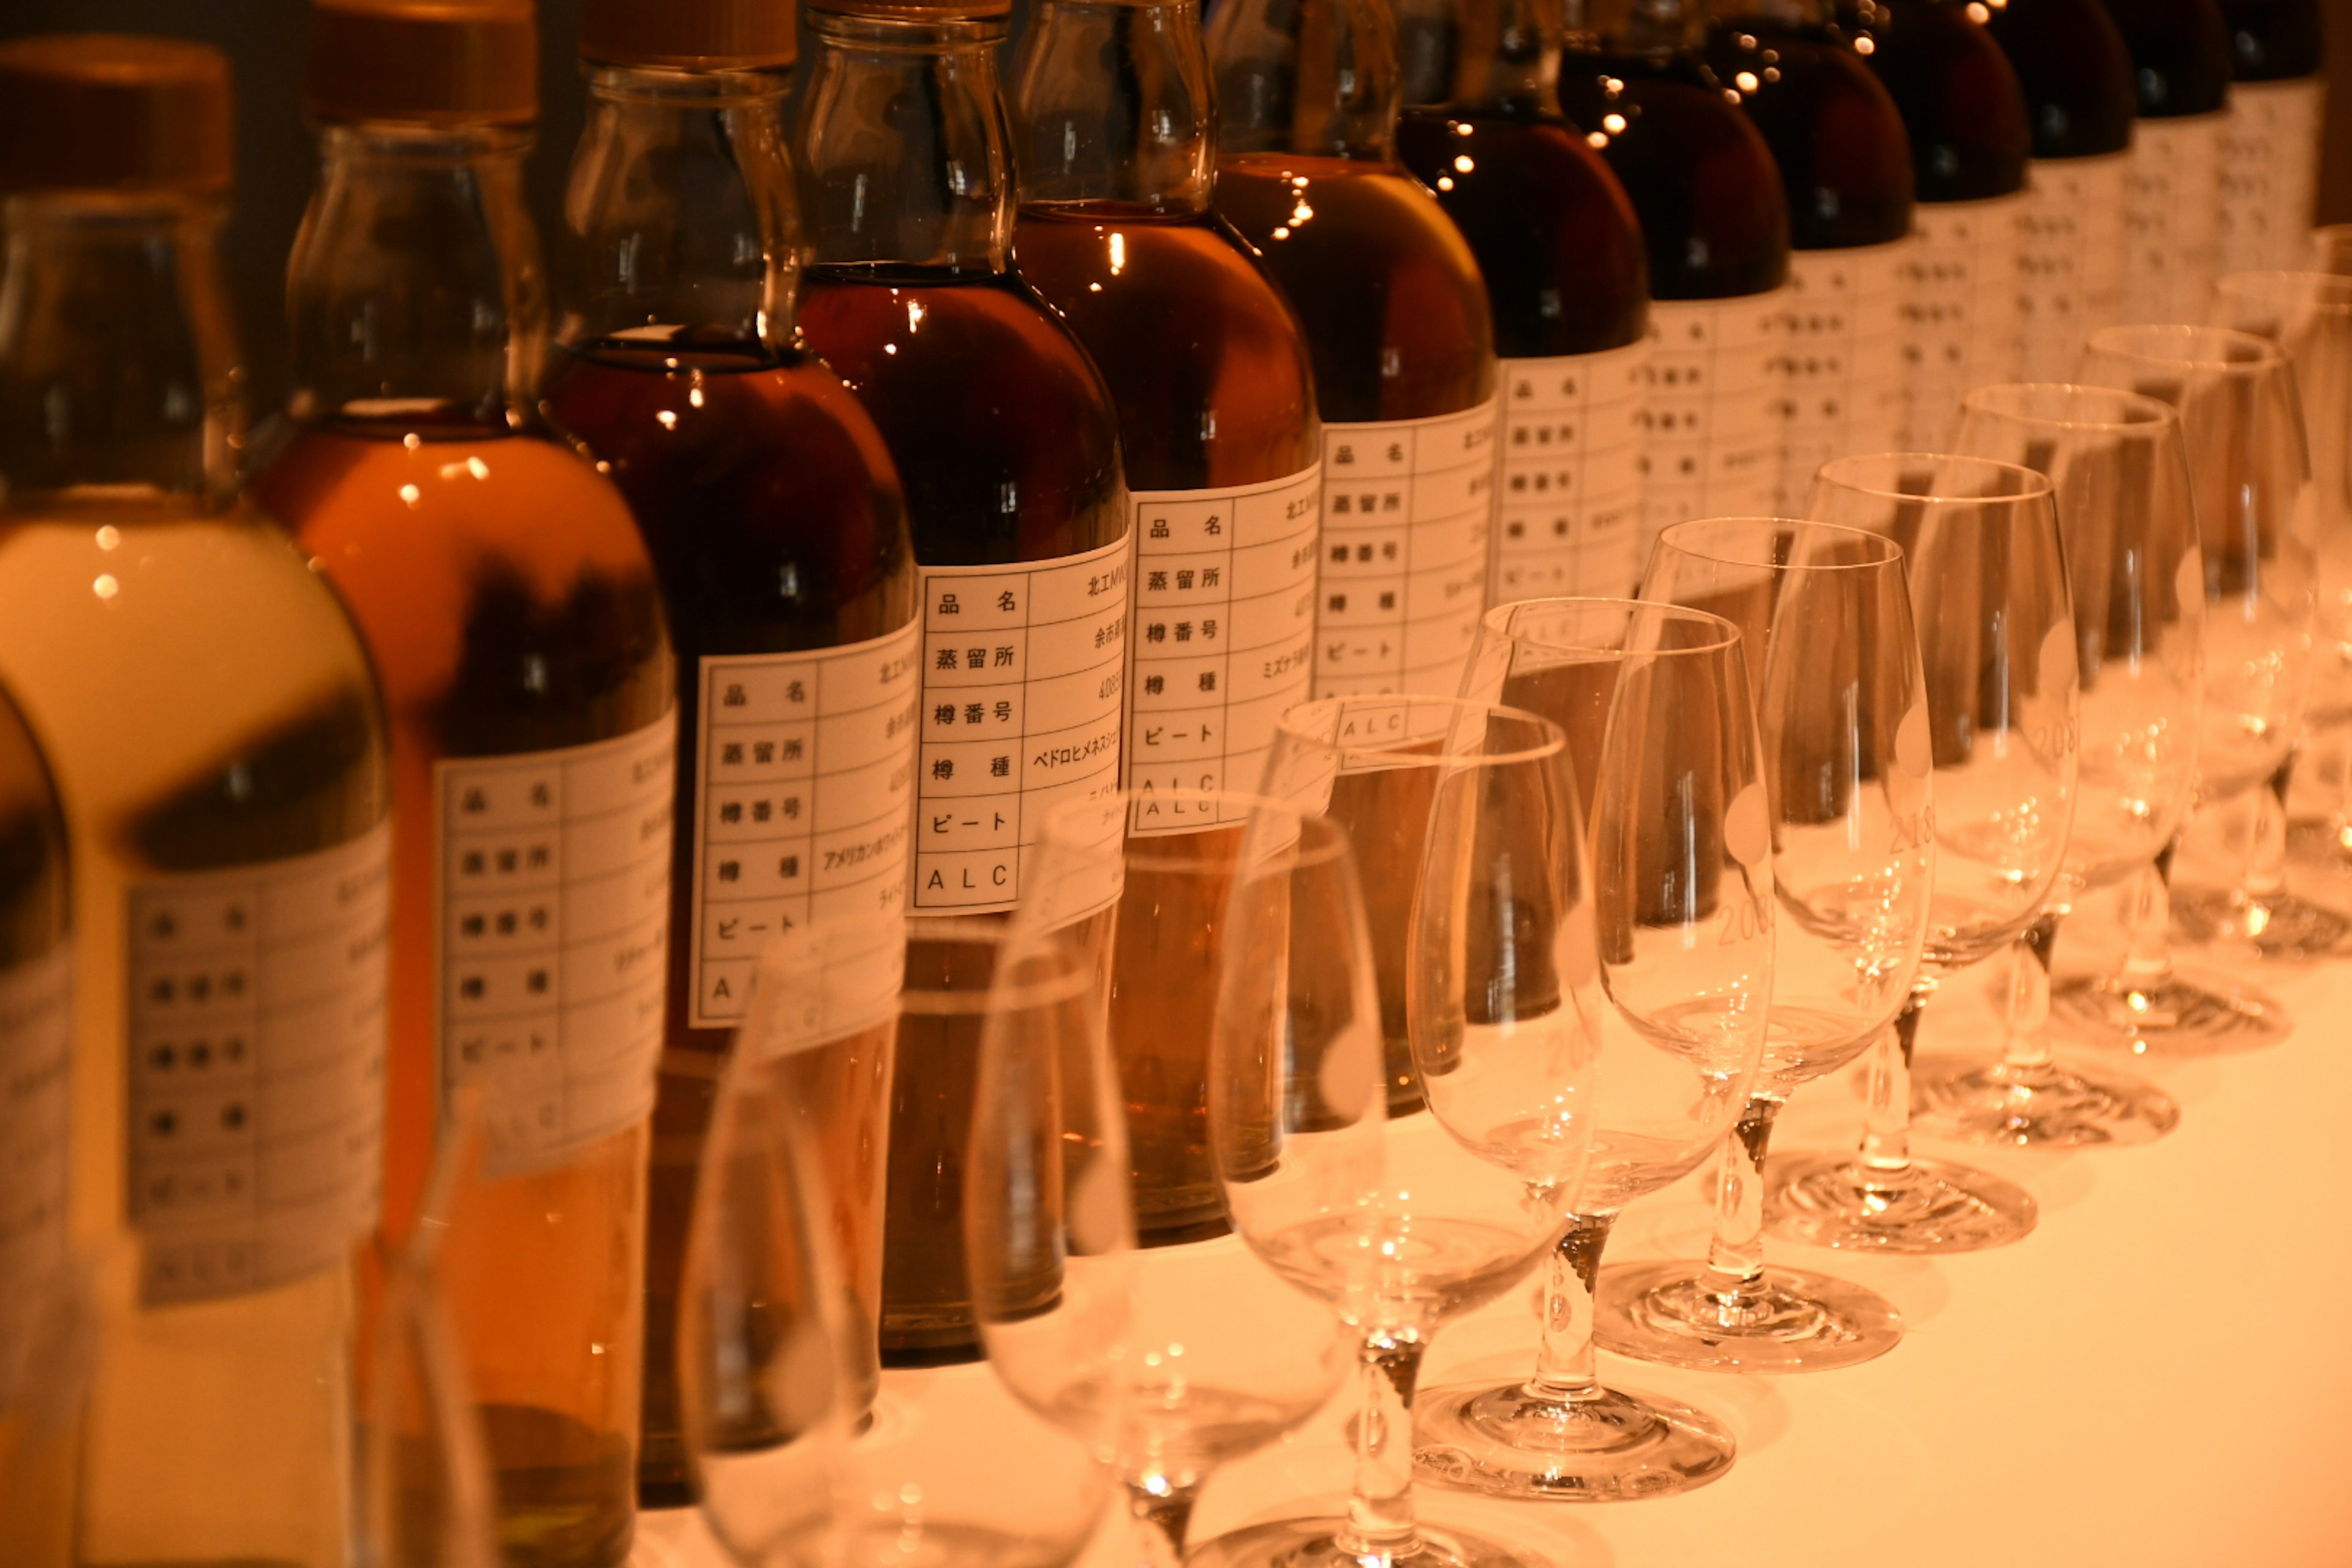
1208,0 -> 1499,1115
2098,0 -> 2233,324
0,34 -> 393,1567
1398,0 -> 1654,599
249,6 -> 676,1566
535,0 -> 916,1504
793,0 -> 1129,1363
2217,0 -> 2324,274
1559,0 -> 1792,546
1008,0 -> 1320,1240
1851,0 -> 2031,447
1979,0 -> 2137,378
1702,0 -> 1915,508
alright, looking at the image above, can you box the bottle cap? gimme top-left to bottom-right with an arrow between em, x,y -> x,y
305,0 -> 538,126
578,0 -> 799,67
805,0 -> 1012,23
0,34 -> 233,195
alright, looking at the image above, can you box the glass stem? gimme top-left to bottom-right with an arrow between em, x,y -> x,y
2244,758 -> 2296,903
1123,1480 -> 1199,1568
1336,1327 -> 1428,1563
1858,995 -> 1926,1177
1698,1098 -> 1781,1305
1999,911 -> 2062,1072
1525,1210 -> 1616,1403
2117,842 -> 2180,992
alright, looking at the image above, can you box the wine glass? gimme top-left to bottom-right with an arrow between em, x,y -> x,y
2078,325 -> 2335,959
2209,273 -> 2352,881
1202,699 -> 1587,1564
1768,454 -> 2078,1253
967,790 -> 1358,1567
1593,526 -> 1933,1371
1414,606 -> 1774,1493
1904,385 -> 2204,1144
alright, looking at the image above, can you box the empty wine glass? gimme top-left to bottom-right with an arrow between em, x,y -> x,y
1414,605 -> 1772,1493
1205,699 -> 1585,1564
1594,526 -> 1933,1370
2078,326 -> 2335,960
1769,454 -> 2078,1253
1905,385 -> 2204,1144
969,791 -> 1358,1567
2210,273 -> 2352,881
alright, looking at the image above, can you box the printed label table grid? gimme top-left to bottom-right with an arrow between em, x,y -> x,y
2016,151 -> 2130,382
1494,341 -> 1649,601
2123,113 -> 2226,328
1904,194 -> 2025,450
1776,239 -> 1914,513
2220,78 -> 2325,276
1639,288 -> 1786,553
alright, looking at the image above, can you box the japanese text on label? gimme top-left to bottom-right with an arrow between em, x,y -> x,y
1494,342 -> 1649,602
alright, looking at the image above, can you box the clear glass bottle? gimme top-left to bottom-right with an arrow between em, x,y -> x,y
1979,0 -> 2137,377
1398,0 -> 1653,599
249,6 -> 675,1566
2217,0 -> 2323,273
1008,0 -> 1320,1242
1558,0 -> 1790,582
534,0 -> 916,1504
0,34 -> 393,1567
1850,0 -> 2032,445
1701,0 -> 1915,507
793,0 -> 1129,1363
2098,0 -> 2233,323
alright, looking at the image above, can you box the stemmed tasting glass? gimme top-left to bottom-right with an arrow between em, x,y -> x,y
1596,526 -> 1934,1371
1203,699 -> 1589,1566
2074,327 -> 2329,993
1907,385 -> 2204,1144
2209,273 -> 2352,880
1769,454 -> 2079,1252
1413,607 -> 1773,1494
968,790 -> 1357,1568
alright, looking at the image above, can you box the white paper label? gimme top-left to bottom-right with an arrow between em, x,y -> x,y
437,717 -> 675,1172
689,624 -> 921,1028
1315,396 -> 1499,699
2015,151 -> 2131,382
1902,193 -> 2026,450
1493,341 -> 1650,601
1125,464 -> 1320,814
0,943 -> 70,1378
2220,78 -> 2326,276
911,533 -> 1132,914
1639,288 -> 1785,551
127,826 -> 390,1306
744,914 -> 905,1063
1777,238 -> 1914,513
2122,112 -> 2226,328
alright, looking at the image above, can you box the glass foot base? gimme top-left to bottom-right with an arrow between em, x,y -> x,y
2048,971 -> 2290,1055
1409,1377 -> 1735,1502
1188,1514 -> 1544,1568
1763,1152 -> 2037,1254
2171,884 -> 2352,960
1910,1058 -> 2180,1148
1590,1261 -> 1901,1373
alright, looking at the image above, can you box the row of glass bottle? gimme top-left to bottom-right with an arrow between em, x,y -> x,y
0,0 -> 2323,1562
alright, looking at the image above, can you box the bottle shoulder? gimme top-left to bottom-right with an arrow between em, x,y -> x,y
2095,0 -> 2234,115
1861,0 -> 2032,200
1982,0 -> 2138,156
2221,0 -> 2323,79
1705,21 -> 1916,247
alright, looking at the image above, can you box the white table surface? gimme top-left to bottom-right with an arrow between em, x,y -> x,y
635,812 -> 2352,1568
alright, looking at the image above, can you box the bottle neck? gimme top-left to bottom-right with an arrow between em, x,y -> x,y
287,123 -> 545,426
561,66 -> 799,351
798,13 -> 1014,273
1563,0 -> 1703,53
1206,0 -> 1401,162
1012,0 -> 1213,213
1409,0 -> 1567,113
0,192 -> 241,508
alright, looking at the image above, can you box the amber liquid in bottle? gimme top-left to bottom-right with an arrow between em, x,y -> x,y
1014,206 -> 1317,1242
541,333 -> 911,1504
1855,0 -> 2031,203
254,414 -> 671,1568
1979,0 -> 2136,159
1701,17 -> 1914,251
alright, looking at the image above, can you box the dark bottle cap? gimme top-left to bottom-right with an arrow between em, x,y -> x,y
0,34 -> 233,195
805,0 -> 1013,24
305,0 -> 538,126
579,0 -> 800,67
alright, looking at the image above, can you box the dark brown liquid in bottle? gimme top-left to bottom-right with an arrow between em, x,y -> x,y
1014,204 -> 1317,1244
1395,108 -> 1649,355
797,263 -> 1123,1363
2223,0 -> 2322,79
1702,18 -> 1915,249
1855,0 -> 2032,200
540,334 -> 914,1506
1979,0 -> 2136,159
2096,0 -> 2232,115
